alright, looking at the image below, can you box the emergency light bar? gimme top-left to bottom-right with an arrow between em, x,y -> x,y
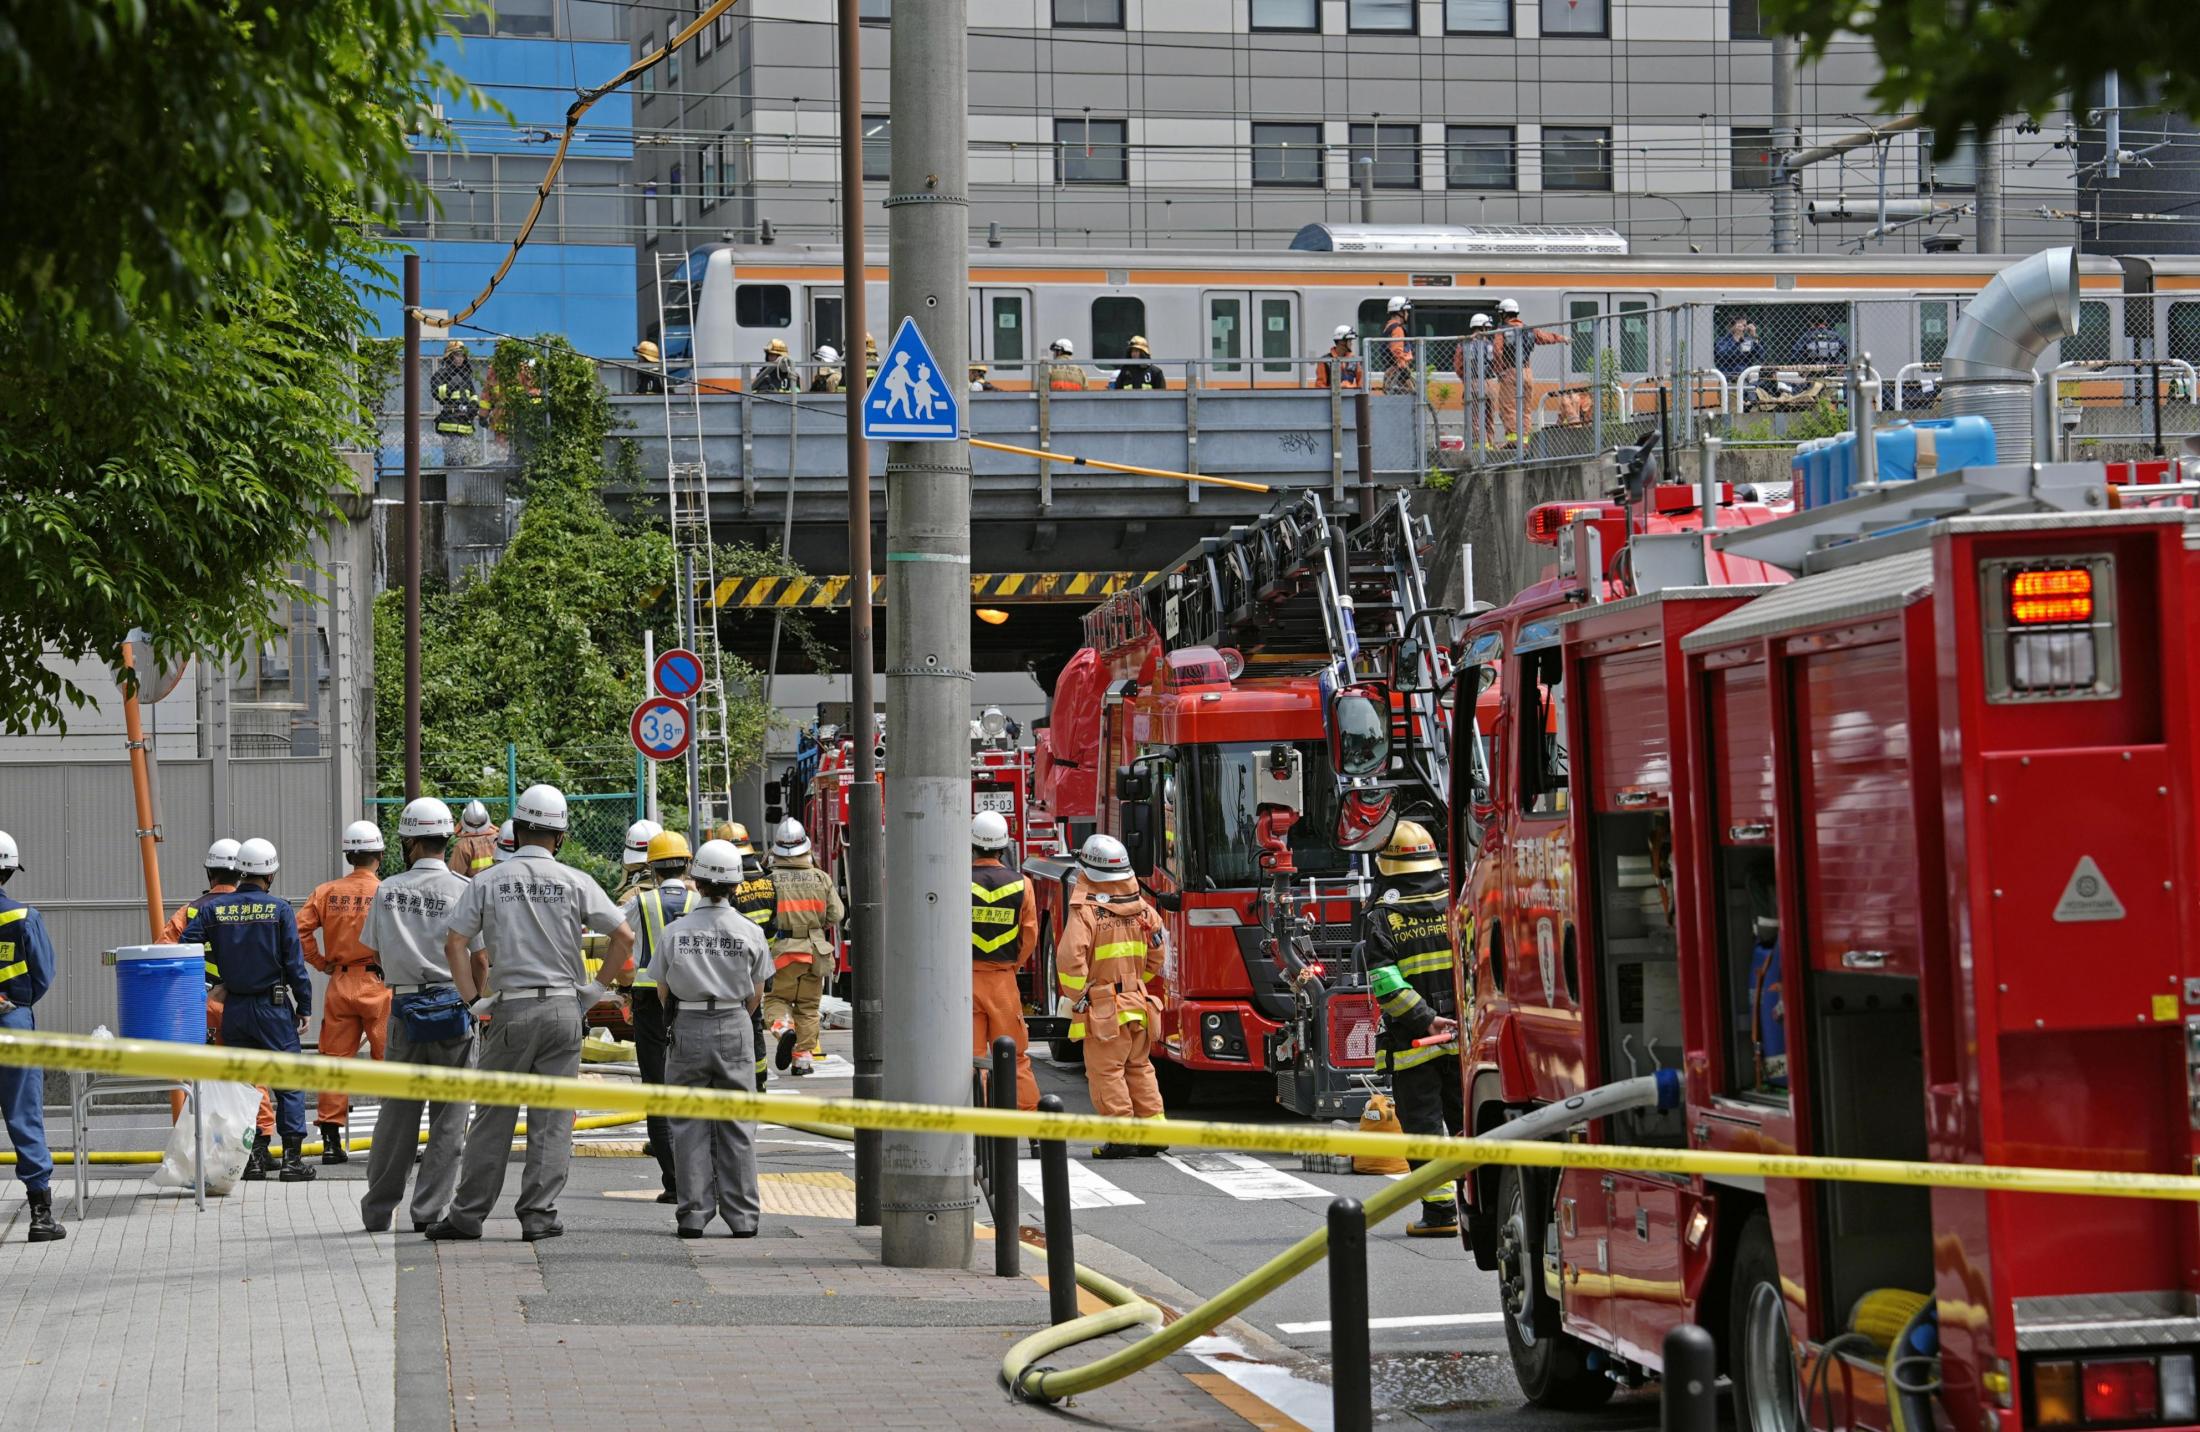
1525,501 -> 1624,545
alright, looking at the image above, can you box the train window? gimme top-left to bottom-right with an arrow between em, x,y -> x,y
1356,299 -> 1388,337
1092,297 -> 1145,363
1919,301 -> 1950,365
2170,304 -> 2200,366
2064,300 -> 2112,363
989,295 -> 1026,366
1210,296 -> 1245,372
1260,297 -> 1295,374
1567,299 -> 1598,375
735,284 -> 792,329
1618,300 -> 1651,373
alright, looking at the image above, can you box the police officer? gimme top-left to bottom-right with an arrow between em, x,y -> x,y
621,830 -> 696,1204
652,839 -> 774,1238
181,837 -> 318,1182
450,802 -> 499,879
970,811 -> 1038,1111
1054,834 -> 1167,1158
427,785 -> 633,1242
1363,821 -> 1464,1237
0,832 -> 65,1241
761,820 -> 843,1077
359,799 -> 478,1233
298,820 -> 388,1163
727,823 -> 777,1093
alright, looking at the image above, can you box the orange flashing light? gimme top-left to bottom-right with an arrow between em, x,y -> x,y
1525,501 -> 1620,545
976,608 -> 1011,626
2008,567 -> 2094,626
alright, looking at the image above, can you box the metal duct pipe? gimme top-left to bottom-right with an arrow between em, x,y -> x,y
1943,246 -> 2080,464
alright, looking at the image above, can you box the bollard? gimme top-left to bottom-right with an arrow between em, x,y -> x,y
1037,1093 -> 1078,1325
1661,1322 -> 1718,1432
1327,1197 -> 1373,1432
990,1035 -> 1020,1278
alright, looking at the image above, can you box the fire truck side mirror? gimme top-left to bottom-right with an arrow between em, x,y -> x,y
1115,764 -> 1153,803
1328,684 -> 1391,779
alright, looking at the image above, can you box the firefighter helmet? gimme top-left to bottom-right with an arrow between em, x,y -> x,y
204,838 -> 242,872
690,840 -> 744,885
623,819 -> 662,868
971,810 -> 1012,852
635,339 -> 661,364
1469,314 -> 1494,331
237,838 -> 280,876
772,819 -> 812,859
0,831 -> 19,873
398,799 -> 455,840
646,831 -> 692,867
1386,296 -> 1411,314
515,784 -> 568,833
460,800 -> 493,834
1333,325 -> 1355,343
494,820 -> 517,862
1078,833 -> 1132,881
1049,337 -> 1075,357
1376,820 -> 1442,877
725,821 -> 756,857
342,820 -> 386,854
1496,297 -> 1521,316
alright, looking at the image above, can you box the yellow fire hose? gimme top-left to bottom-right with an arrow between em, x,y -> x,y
0,1112 -> 645,1165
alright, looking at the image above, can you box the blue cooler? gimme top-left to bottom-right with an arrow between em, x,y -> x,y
1873,416 -> 1996,482
112,944 -> 206,1044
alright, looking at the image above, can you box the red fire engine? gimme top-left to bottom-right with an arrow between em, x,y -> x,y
1449,410 -> 2200,1432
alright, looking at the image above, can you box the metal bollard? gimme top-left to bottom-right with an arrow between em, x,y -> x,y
1327,1197 -> 1373,1432
1661,1322 -> 1718,1432
1037,1093 -> 1078,1325
990,1035 -> 1020,1277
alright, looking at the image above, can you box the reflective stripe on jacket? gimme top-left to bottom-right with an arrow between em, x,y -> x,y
636,885 -> 699,987
1053,878 -> 1163,1041
1364,871 -> 1458,1072
769,861 -> 845,968
971,858 -> 1038,964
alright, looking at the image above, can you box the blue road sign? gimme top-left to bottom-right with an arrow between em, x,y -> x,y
652,646 -> 705,700
861,316 -> 960,443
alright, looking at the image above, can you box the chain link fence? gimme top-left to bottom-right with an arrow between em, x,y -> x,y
368,742 -> 646,886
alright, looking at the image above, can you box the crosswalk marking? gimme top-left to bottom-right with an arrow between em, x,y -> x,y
1017,1157 -> 1144,1209
1160,1151 -> 1332,1202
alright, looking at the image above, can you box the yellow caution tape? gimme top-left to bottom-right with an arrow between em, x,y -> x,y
0,1112 -> 644,1166
2,1030 -> 2195,1202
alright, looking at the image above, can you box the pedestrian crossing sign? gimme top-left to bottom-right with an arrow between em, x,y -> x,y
860,316 -> 960,442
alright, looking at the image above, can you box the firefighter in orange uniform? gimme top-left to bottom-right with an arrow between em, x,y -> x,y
296,821 -> 390,1163
1054,834 -> 1167,1158
1381,295 -> 1415,394
1314,326 -> 1363,390
970,811 -> 1039,1111
164,839 -> 275,1142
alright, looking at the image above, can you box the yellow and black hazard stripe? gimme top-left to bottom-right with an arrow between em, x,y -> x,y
700,572 -> 1160,610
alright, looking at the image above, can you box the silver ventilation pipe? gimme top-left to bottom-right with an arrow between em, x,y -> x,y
1942,246 -> 2079,464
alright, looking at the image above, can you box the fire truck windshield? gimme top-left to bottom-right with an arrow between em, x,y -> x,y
1192,742 -> 1351,887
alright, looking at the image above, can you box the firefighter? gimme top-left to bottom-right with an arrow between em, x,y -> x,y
761,819 -> 843,1077
754,338 -> 798,394
651,838 -> 774,1238
1044,338 -> 1092,391
1109,335 -> 1168,390
431,340 -> 485,456
808,345 -> 843,394
358,798 -> 478,1234
1363,821 -> 1465,1237
181,838 -> 318,1182
296,820 -> 390,1163
726,822 -> 777,1092
1055,834 -> 1167,1157
1380,295 -> 1414,395
970,811 -> 1039,1112
1490,298 -> 1562,442
1314,326 -> 1362,390
634,338 -> 666,395
0,831 -> 65,1241
449,802 -> 498,878
428,785 -> 634,1243
621,830 -> 697,1205
616,818 -> 663,903
1457,313 -> 1498,446
864,331 -> 880,386
164,838 -> 277,1147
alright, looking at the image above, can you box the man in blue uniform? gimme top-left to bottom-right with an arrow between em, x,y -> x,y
0,831 -> 65,1241
181,837 -> 318,1183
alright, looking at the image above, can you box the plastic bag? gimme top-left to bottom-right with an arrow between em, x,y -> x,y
151,1081 -> 262,1196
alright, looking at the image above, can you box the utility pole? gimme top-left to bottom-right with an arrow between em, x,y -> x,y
402,253 -> 423,798
882,0 -> 974,1268
838,0 -> 887,1229
1770,37 -> 1800,254
1976,123 -> 2004,253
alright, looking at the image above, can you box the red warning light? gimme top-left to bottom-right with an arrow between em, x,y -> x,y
2008,567 -> 2093,625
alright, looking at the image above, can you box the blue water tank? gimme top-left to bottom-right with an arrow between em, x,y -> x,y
1812,416 -> 1997,506
113,944 -> 206,1044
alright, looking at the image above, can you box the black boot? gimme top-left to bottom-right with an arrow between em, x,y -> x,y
244,1133 -> 273,1182
26,1188 -> 65,1243
279,1137 -> 318,1182
319,1122 -> 349,1165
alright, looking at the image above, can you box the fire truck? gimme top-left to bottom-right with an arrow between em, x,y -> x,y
1447,257 -> 2200,1431
1027,490 -> 1453,1115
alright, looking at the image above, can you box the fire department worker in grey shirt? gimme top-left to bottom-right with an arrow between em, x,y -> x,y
651,838 -> 773,1238
358,798 -> 479,1234
426,784 -> 635,1242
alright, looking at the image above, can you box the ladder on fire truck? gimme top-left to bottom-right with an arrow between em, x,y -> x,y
652,250 -> 735,822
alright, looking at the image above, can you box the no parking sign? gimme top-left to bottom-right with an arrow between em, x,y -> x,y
630,697 -> 693,763
652,647 -> 706,700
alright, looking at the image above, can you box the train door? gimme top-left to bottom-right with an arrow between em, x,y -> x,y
974,287 -> 1034,387
1203,290 -> 1299,387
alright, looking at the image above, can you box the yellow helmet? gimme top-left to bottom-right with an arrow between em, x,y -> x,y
1376,820 -> 1441,876
720,821 -> 756,856
635,339 -> 661,364
646,830 -> 692,865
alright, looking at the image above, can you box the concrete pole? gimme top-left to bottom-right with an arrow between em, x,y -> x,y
882,0 -> 974,1268
1770,37 -> 1800,254
1976,123 -> 2004,253
402,253 -> 422,798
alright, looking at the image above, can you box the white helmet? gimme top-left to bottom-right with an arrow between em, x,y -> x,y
1469,313 -> 1494,331
493,820 -> 518,862
1078,833 -> 1131,881
1496,297 -> 1521,316
237,838 -> 280,876
459,800 -> 493,834
971,810 -> 1011,852
398,798 -> 456,840
689,839 -> 745,884
0,831 -> 19,873
1386,296 -> 1411,314
204,838 -> 243,871
1049,337 -> 1075,357
1332,325 -> 1355,343
342,819 -> 386,854
813,344 -> 839,364
623,818 -> 663,868
515,783 -> 569,833
771,818 -> 812,859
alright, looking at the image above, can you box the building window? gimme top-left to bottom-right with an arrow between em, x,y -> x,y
860,0 -> 890,18
1348,123 -> 1421,190
1730,0 -> 1762,38
699,146 -> 718,209
735,284 -> 793,329
668,162 -> 685,225
1731,126 -> 1777,190
665,20 -> 679,84
1347,0 -> 1416,31
639,39 -> 655,96
1918,129 -> 1978,192
1053,0 -> 1124,25
862,115 -> 891,181
1057,118 -> 1128,185
1250,0 -> 1319,29
1542,126 -> 1611,191
1540,0 -> 1607,35
1446,125 -> 1516,189
1446,0 -> 1511,33
719,133 -> 742,198
698,1 -> 715,58
717,5 -> 735,42
643,181 -> 658,242
1092,297 -> 1146,361
1252,123 -> 1324,188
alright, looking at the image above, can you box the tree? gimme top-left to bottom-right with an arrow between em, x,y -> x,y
0,0 -> 467,732
1763,0 -> 2200,148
